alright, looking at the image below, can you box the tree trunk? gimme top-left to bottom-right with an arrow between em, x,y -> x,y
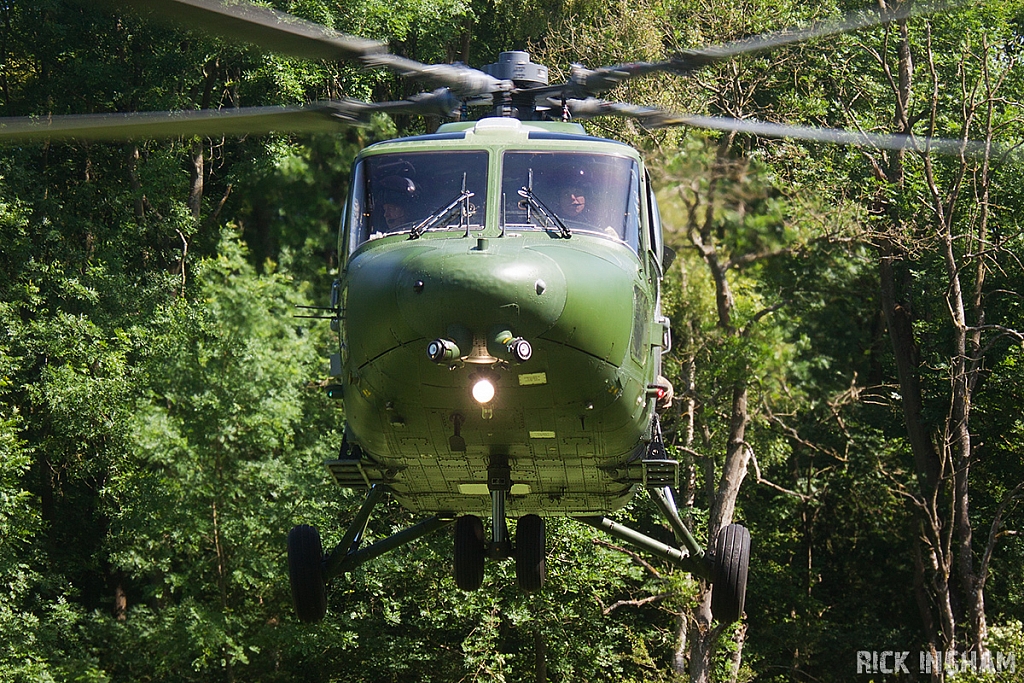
684,152 -> 754,682
534,629 -> 546,683
878,243 -> 957,660
689,592 -> 718,683
189,139 -> 204,222
188,58 -> 219,222
127,145 -> 145,224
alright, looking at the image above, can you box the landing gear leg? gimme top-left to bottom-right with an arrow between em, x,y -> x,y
490,488 -> 510,556
649,485 -> 704,560
287,485 -> 455,622
488,456 -> 512,559
575,421 -> 718,581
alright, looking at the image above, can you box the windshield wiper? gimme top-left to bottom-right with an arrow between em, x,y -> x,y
408,173 -> 475,239
515,169 -> 570,238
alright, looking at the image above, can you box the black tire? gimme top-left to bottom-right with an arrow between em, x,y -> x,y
287,524 -> 327,623
710,524 -> 750,623
515,514 -> 546,592
454,515 -> 486,591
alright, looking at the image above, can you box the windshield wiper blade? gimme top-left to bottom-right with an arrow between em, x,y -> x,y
408,189 -> 475,239
517,187 -> 571,238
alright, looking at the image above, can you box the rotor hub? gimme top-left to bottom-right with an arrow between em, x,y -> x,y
482,51 -> 549,89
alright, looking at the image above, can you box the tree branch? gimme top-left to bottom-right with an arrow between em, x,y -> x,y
979,480 -> 1024,589
602,592 -> 675,616
745,442 -> 811,502
592,538 -> 664,579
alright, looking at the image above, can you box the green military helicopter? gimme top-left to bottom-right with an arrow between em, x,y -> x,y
0,0 -> 975,626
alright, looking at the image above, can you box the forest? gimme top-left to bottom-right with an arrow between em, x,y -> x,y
1,0 -> 1023,681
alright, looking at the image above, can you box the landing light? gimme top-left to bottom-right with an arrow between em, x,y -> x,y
472,378 -> 496,404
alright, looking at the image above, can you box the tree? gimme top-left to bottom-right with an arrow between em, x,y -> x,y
788,2 -> 1024,670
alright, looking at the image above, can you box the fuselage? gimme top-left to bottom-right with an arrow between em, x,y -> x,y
333,118 -> 670,517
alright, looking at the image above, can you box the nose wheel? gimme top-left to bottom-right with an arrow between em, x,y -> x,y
452,510 -> 547,592
454,515 -> 486,590
515,514 -> 545,592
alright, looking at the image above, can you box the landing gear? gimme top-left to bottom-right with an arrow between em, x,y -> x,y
452,456 -> 548,592
296,423 -> 750,617
288,486 -> 456,622
710,523 -> 750,623
453,496 -> 547,592
515,514 -> 545,592
287,524 -> 327,623
454,515 -> 486,590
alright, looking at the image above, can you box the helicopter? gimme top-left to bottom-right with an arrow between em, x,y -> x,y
0,0 -> 978,627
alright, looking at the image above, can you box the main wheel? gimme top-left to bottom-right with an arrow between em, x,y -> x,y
515,514 -> 546,592
710,524 -> 750,623
454,515 -> 486,590
287,524 -> 327,623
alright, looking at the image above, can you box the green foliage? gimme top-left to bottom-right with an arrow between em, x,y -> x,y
1,0 -> 1024,681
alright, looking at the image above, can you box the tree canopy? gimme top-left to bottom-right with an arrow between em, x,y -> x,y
1,0 -> 1023,681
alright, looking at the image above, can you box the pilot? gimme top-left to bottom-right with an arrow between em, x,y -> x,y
560,186 -> 587,217
382,200 -> 408,230
377,175 -> 417,232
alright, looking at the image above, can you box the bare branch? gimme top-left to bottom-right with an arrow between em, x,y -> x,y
592,538 -> 664,579
740,302 -> 785,337
726,246 -> 802,270
206,183 -> 233,227
745,442 -> 811,501
979,480 -> 1024,589
602,592 -> 676,616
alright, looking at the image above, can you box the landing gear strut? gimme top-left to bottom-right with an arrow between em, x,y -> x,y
577,419 -> 750,622
453,457 -> 548,592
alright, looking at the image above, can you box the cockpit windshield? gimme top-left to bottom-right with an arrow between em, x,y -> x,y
349,151 -> 488,247
501,152 -> 640,250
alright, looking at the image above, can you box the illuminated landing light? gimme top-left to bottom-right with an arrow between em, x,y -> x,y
472,378 -> 496,404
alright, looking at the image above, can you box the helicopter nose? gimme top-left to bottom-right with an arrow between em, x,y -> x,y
396,238 -> 567,342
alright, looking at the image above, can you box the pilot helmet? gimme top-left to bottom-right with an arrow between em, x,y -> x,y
378,175 -> 418,206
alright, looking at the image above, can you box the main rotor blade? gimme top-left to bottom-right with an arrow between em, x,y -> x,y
0,103 -> 362,142
116,0 -> 385,62
115,0 -> 508,98
0,89 -> 463,142
563,98 -> 992,158
369,89 -> 463,117
669,0 -> 963,71
676,113 -> 991,158
558,99 -> 689,128
367,55 -> 510,98
537,0 -> 963,98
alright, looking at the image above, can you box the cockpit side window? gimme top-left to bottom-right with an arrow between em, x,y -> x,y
500,151 -> 641,252
347,151 -> 488,250
646,171 -> 663,263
